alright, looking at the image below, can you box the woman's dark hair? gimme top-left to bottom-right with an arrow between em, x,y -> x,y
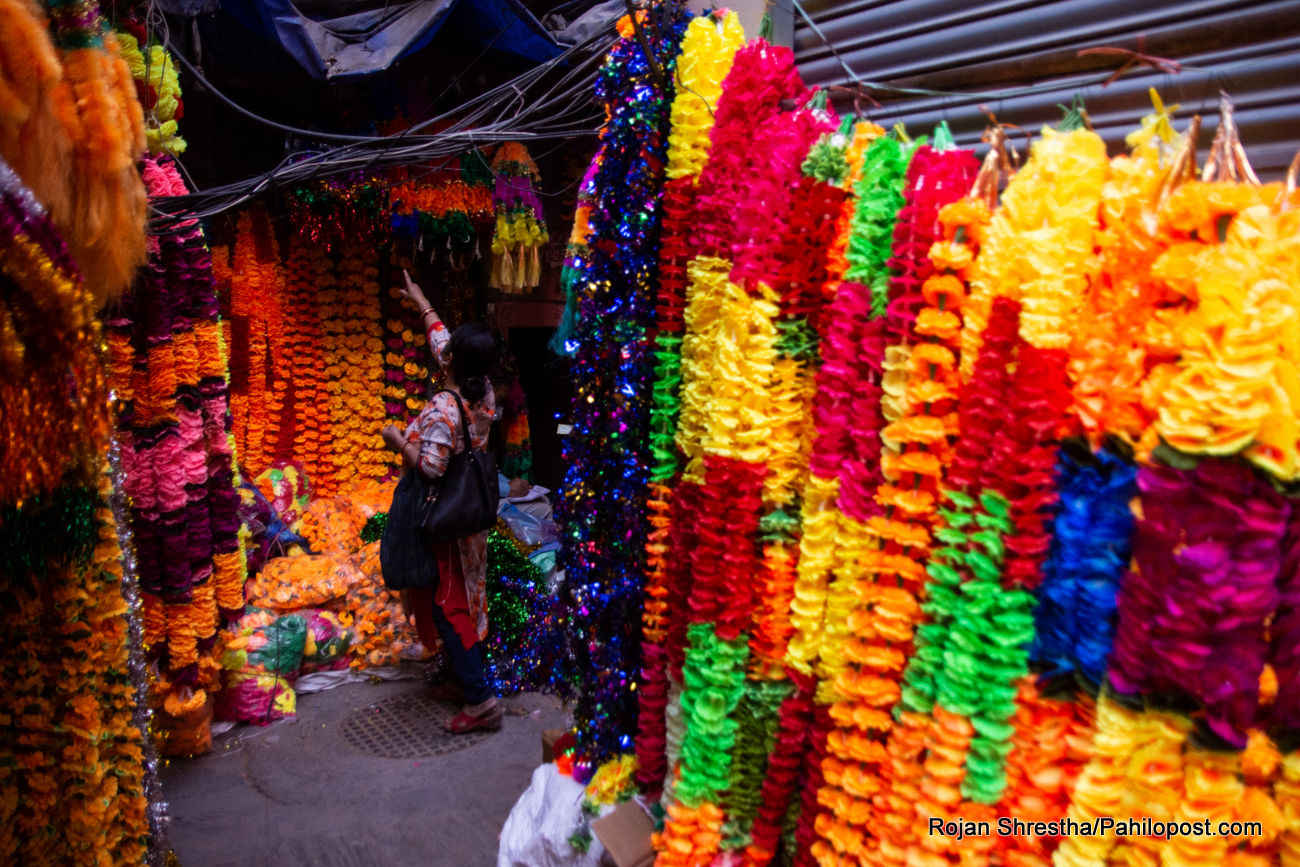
448,322 -> 497,404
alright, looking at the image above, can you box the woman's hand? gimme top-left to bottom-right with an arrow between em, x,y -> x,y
398,269 -> 430,312
381,424 -> 407,452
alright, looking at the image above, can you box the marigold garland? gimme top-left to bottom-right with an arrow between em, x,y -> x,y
321,244 -> 388,490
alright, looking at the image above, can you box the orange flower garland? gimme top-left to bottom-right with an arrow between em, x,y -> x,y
279,237 -> 331,473
390,179 -> 492,219
318,244 -> 388,493
993,680 -> 1095,867
225,209 -> 286,477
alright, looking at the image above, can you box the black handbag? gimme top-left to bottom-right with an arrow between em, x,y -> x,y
379,470 -> 440,591
415,389 -> 498,541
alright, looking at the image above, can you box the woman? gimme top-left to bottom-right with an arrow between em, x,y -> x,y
380,270 -> 502,734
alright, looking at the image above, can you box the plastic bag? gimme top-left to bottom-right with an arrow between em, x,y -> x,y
215,671 -> 298,725
246,551 -> 363,612
221,607 -> 308,676
300,609 -> 355,674
343,478 -> 396,520
255,460 -> 312,526
299,497 -> 366,554
347,541 -> 434,669
499,504 -> 562,547
215,608 -> 307,725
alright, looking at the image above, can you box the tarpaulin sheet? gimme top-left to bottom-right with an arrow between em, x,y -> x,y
221,0 -> 563,79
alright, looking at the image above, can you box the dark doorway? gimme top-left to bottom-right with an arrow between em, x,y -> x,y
507,327 -> 573,493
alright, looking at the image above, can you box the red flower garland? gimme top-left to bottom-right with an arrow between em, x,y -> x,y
746,669 -> 818,867
687,455 -> 767,641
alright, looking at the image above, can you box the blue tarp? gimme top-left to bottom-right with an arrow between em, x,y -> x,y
221,0 -> 564,79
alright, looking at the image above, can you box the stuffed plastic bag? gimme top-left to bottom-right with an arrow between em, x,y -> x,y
215,672 -> 298,725
499,504 -> 562,548
299,496 -> 366,554
215,608 -> 308,724
221,607 -> 308,676
300,609 -> 355,674
255,460 -> 312,526
347,541 -> 433,669
246,552 -> 363,612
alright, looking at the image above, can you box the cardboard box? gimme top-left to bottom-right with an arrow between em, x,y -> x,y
591,800 -> 656,867
541,728 -> 565,764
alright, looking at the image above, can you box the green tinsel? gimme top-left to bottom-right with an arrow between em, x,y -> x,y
675,623 -> 749,807
0,484 -> 100,589
359,512 -> 388,544
844,135 -> 922,318
1057,93 -> 1090,133
484,528 -> 555,695
721,679 -> 793,847
900,489 -> 1034,804
416,209 -> 477,245
460,149 -> 494,188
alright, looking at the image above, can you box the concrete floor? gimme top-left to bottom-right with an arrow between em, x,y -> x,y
161,678 -> 570,867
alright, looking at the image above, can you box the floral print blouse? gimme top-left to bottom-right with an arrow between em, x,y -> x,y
402,319 -> 497,641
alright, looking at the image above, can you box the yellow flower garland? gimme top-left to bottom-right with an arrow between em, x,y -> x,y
665,12 -> 744,180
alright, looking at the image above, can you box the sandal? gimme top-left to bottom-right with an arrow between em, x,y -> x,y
444,706 -> 503,734
426,681 -> 466,704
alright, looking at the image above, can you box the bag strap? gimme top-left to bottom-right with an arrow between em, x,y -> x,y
430,388 -> 474,454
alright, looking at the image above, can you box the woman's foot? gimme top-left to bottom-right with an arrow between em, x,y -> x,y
444,698 -> 502,734
427,680 -> 466,704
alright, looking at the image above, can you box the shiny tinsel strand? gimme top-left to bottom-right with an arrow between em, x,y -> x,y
107,436 -> 175,866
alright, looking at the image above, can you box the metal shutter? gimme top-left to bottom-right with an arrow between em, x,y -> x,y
794,0 -> 1300,180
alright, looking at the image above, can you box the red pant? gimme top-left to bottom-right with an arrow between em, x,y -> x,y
411,538 -> 478,651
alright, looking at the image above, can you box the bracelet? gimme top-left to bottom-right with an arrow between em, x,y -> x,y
418,306 -> 435,319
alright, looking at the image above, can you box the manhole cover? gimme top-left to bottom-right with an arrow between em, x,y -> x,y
340,691 -> 492,759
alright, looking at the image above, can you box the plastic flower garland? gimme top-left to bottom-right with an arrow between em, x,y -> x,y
223,209 -> 286,478
1110,459 -> 1290,746
281,237 -> 332,477
554,7 -> 690,774
107,155 -> 248,730
116,30 -> 186,155
380,251 -> 430,430
322,244 -> 389,490
490,141 -> 549,292
1030,444 -> 1136,683
637,9 -> 744,799
1068,95 -> 1181,444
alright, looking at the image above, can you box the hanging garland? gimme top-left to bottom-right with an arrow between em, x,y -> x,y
0,155 -> 164,867
115,29 -> 187,155
490,141 -> 549,292
106,155 -> 248,746
321,243 -> 389,492
0,0 -> 147,305
222,209 -> 285,479
554,6 -> 691,775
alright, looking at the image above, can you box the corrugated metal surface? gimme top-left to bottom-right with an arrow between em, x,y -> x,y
793,0 -> 1300,179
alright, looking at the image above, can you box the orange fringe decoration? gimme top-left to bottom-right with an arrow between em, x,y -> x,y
749,542 -> 799,678
1,4 -> 146,304
643,485 -> 673,644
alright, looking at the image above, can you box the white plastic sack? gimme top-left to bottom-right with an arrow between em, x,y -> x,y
294,662 -> 422,695
498,763 -> 608,867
